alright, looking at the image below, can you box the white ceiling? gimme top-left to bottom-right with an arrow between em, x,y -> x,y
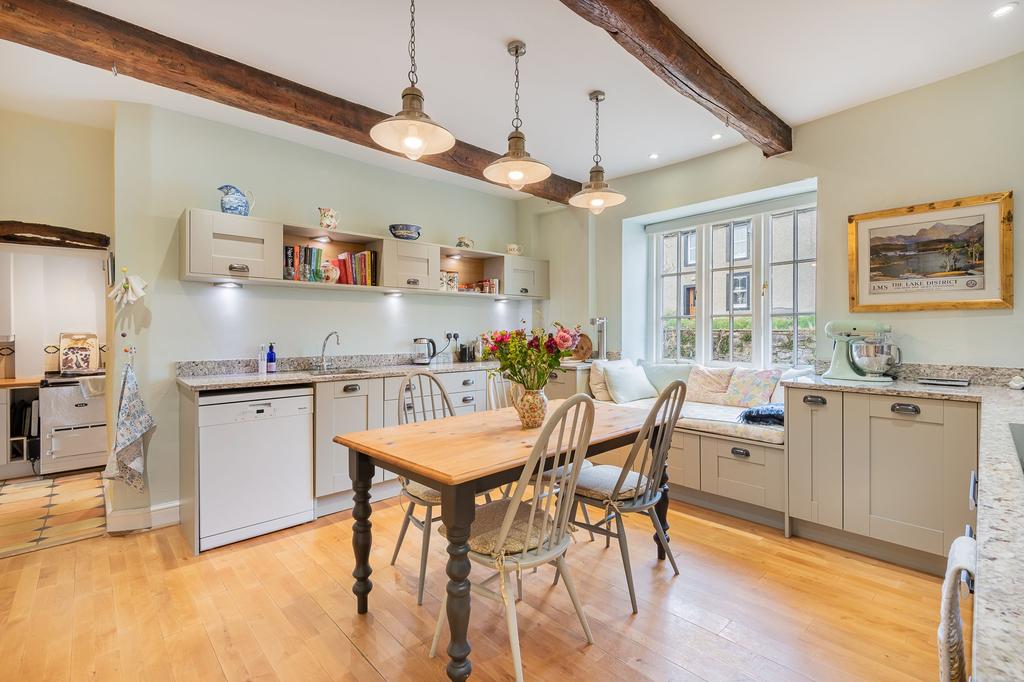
1,0 -> 1022,196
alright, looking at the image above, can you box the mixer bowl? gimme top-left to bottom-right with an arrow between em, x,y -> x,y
850,341 -> 901,376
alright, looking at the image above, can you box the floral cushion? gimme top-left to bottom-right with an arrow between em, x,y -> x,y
686,365 -> 735,404
722,368 -> 783,407
439,498 -> 554,557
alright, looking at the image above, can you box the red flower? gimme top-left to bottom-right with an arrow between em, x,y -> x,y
527,336 -> 540,350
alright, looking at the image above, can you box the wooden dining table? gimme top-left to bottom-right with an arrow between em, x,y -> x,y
334,399 -> 672,681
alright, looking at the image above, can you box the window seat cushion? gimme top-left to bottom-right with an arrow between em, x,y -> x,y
609,398 -> 785,445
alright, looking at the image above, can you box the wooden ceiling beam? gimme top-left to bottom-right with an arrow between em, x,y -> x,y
0,221 -> 110,250
559,0 -> 792,156
0,0 -> 582,203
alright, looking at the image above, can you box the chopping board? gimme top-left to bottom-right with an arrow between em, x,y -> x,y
572,333 -> 593,361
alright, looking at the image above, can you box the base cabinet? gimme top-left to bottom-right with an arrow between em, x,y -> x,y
666,432 -> 701,490
787,388 -> 844,529
700,436 -> 784,511
842,393 -> 978,556
315,379 -> 387,497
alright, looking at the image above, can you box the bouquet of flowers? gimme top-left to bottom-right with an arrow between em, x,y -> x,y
482,322 -> 581,391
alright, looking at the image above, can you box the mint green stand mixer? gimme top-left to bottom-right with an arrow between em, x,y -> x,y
822,321 -> 901,383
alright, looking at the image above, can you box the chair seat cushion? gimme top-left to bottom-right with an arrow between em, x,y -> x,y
574,464 -> 648,502
439,498 -> 553,556
528,458 -> 593,485
403,480 -> 442,504
607,399 -> 786,445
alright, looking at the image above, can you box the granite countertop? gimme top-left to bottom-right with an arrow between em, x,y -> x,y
783,376 -> 1024,679
176,361 -> 501,392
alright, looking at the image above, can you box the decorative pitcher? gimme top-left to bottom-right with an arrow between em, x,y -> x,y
218,185 -> 255,216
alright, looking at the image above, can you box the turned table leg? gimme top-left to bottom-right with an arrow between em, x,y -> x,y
653,425 -> 671,560
350,450 -> 375,614
441,484 -> 476,681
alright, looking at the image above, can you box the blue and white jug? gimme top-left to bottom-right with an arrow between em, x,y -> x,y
218,185 -> 255,216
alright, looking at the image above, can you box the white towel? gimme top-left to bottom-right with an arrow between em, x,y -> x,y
104,364 -> 154,493
938,535 -> 977,682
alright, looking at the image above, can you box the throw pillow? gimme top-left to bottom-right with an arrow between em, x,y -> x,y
770,367 -> 816,403
604,364 -> 658,404
638,360 -> 695,394
686,365 -> 735,404
589,359 -> 632,402
723,367 -> 783,407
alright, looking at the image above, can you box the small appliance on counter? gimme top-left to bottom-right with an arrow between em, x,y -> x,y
822,320 -> 902,383
413,337 -> 438,365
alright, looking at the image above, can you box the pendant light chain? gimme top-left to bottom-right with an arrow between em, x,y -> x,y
512,51 -> 522,131
593,96 -> 602,166
407,0 -> 418,86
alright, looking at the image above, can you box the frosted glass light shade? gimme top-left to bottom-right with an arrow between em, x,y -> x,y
569,164 -> 626,215
370,86 -> 455,160
483,130 -> 551,191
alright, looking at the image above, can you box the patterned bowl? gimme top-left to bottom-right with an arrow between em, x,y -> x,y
389,224 -> 421,240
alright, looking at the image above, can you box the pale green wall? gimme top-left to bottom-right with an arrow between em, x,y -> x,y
111,104 -> 527,511
528,51 -> 1024,367
0,109 -> 114,236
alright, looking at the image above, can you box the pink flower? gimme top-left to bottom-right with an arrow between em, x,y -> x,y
554,330 -> 573,350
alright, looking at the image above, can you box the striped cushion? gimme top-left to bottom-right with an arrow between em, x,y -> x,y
403,480 -> 442,504
439,498 -> 554,556
574,464 -> 648,501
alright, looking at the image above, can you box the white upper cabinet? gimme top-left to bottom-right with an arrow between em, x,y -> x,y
380,240 -> 440,291
503,255 -> 549,298
0,251 -> 12,339
181,208 -> 284,280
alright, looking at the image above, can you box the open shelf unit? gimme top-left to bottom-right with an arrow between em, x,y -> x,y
178,209 -> 547,301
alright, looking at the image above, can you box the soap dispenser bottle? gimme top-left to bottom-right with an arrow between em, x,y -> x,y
266,342 -> 277,373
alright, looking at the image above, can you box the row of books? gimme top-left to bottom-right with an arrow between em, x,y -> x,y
282,245 -> 377,286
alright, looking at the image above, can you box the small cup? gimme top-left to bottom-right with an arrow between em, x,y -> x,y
505,243 -> 523,256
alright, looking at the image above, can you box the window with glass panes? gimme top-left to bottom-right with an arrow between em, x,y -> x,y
658,230 -> 697,360
769,208 -> 817,366
710,220 -> 754,363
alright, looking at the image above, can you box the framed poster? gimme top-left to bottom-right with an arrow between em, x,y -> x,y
848,191 -> 1013,312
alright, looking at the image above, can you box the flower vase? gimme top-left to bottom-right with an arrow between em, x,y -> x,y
515,389 -> 548,429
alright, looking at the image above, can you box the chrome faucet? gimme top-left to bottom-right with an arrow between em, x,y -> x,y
320,331 -> 340,372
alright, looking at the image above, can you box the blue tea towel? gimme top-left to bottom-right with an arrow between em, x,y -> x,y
739,402 -> 785,426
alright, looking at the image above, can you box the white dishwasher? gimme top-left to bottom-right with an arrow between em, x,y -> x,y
198,386 -> 314,551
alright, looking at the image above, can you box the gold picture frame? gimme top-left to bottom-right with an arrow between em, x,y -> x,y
848,191 -> 1013,312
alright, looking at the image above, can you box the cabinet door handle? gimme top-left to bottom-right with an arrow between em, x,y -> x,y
520,287 -> 529,294
968,470 -> 978,510
406,277 -> 420,286
890,402 -> 921,415
802,394 -> 827,406
227,263 -> 250,273
462,378 -> 475,386
462,395 -> 474,404
343,384 -> 360,393
730,447 -> 750,458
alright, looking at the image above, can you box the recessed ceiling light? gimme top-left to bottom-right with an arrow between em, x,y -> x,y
648,153 -> 659,160
711,133 -> 723,140
992,2 -> 1018,17
449,254 -> 462,260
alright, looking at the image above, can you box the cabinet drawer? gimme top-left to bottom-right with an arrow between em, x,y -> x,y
188,210 -> 283,280
384,370 -> 485,400
667,432 -> 700,490
381,241 -> 440,290
700,436 -> 783,511
868,395 -> 943,424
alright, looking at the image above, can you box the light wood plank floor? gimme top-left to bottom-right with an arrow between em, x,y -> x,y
0,497 -> 965,681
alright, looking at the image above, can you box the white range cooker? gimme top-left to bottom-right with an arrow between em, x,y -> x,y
39,373 -> 107,474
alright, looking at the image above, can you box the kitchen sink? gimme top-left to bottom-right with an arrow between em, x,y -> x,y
309,368 -> 371,376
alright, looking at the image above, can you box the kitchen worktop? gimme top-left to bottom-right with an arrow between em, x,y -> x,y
783,376 -> 1024,679
0,376 -> 42,389
176,361 -> 502,392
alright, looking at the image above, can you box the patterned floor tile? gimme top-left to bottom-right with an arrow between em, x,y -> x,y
0,470 -> 105,559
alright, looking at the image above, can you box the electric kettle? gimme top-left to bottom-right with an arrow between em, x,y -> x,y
412,337 -> 437,365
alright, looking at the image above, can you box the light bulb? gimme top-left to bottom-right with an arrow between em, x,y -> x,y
589,197 -> 605,208
589,205 -> 606,216
402,124 -> 425,160
507,169 -> 525,182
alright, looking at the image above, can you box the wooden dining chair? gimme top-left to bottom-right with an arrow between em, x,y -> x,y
430,393 -> 597,682
567,379 -> 687,614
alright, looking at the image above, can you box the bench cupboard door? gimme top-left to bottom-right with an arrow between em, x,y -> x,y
188,210 -> 283,280
843,394 -> 978,556
700,436 -> 784,511
667,432 -> 700,490
787,388 -> 844,529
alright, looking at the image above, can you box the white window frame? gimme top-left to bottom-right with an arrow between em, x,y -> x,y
650,199 -> 816,368
763,205 -> 818,368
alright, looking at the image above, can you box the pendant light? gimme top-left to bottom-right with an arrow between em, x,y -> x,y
483,41 -> 551,191
569,90 -> 626,215
369,0 -> 455,161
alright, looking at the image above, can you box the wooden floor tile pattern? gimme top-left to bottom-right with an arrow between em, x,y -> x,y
0,471 -> 105,560
0,496 -> 962,681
